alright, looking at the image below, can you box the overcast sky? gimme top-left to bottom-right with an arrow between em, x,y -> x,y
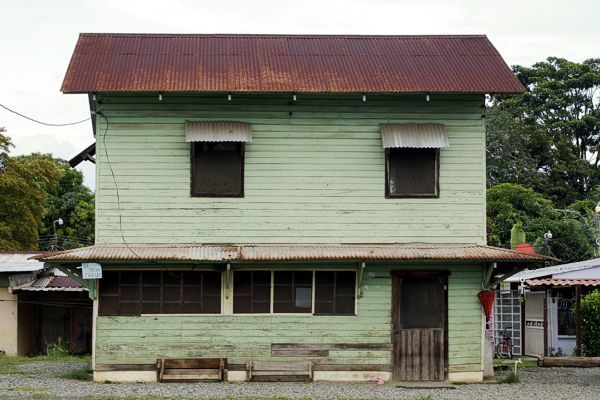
1,0 -> 599,189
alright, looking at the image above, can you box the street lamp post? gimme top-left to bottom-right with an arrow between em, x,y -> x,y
52,218 -> 63,250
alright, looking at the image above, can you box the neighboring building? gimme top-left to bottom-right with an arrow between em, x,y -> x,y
0,252 -> 91,356
38,33 -> 552,383
503,259 -> 600,357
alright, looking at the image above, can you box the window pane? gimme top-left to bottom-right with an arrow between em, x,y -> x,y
315,271 -> 356,315
274,271 -> 312,313
192,142 -> 243,196
234,271 -> 270,314
388,148 -> 437,196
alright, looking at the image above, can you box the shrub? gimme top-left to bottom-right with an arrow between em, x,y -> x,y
498,371 -> 520,384
581,290 -> 600,356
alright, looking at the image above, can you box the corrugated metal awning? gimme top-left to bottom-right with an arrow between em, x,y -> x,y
34,243 -> 557,263
185,121 -> 252,143
526,278 -> 600,287
380,123 -> 449,148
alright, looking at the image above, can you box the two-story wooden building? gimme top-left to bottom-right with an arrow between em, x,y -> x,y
38,33 -> 553,383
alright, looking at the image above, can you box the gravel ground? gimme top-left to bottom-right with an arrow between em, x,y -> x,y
1,361 -> 599,399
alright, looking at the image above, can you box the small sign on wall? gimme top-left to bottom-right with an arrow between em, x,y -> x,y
525,320 -> 544,329
82,263 -> 102,279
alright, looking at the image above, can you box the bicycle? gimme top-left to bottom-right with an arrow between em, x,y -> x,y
495,327 -> 513,359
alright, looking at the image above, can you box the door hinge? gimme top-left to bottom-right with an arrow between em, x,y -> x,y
444,285 -> 447,290
444,367 -> 448,372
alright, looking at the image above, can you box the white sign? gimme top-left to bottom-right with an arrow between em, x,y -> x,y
82,263 -> 102,279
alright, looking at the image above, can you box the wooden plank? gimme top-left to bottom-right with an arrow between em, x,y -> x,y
95,364 -> 156,371
164,368 -> 220,376
163,358 -> 223,369
313,364 -> 391,371
271,349 -> 329,357
251,375 -> 311,382
251,361 -> 312,371
541,357 -> 600,368
272,343 -> 392,351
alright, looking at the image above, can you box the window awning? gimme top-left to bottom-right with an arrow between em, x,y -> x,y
380,123 -> 449,148
185,121 -> 252,143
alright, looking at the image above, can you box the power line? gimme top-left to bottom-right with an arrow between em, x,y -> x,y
0,102 -> 90,127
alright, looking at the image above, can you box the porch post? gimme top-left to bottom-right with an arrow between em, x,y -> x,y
575,284 -> 582,357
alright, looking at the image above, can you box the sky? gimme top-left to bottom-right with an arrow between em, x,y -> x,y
1,0 -> 599,190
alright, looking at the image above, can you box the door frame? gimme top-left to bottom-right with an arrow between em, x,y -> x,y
391,270 -> 450,381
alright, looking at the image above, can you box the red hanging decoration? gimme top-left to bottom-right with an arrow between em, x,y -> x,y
478,289 -> 495,321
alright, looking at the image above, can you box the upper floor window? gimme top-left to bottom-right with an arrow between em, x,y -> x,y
186,121 -> 252,198
380,123 -> 448,198
386,148 -> 439,197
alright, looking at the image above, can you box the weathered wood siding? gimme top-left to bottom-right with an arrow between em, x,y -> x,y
95,264 -> 483,374
95,93 -> 486,244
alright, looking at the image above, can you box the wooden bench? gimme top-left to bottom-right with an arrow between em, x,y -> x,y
156,358 -> 226,382
246,360 -> 313,382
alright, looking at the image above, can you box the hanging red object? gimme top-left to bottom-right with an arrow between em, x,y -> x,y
478,289 -> 495,321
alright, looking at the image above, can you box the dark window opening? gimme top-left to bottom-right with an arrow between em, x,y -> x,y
398,277 -> 444,329
273,271 -> 313,313
386,148 -> 439,198
99,270 -> 222,316
191,141 -> 243,197
233,271 -> 271,314
315,271 -> 356,315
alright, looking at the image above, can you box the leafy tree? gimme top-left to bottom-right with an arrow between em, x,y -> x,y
580,290 -> 600,357
0,130 -> 62,250
37,159 -> 95,250
486,106 -> 541,188
0,130 -> 94,250
489,58 -> 600,207
487,183 -> 595,262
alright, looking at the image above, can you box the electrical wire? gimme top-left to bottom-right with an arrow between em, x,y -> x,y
0,102 -> 91,127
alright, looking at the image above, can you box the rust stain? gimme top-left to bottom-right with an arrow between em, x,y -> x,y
62,34 -> 525,94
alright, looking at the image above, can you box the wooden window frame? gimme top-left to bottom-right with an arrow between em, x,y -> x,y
98,270 -> 223,316
385,148 -> 440,199
232,269 -> 357,316
313,270 -> 357,316
190,142 -> 245,198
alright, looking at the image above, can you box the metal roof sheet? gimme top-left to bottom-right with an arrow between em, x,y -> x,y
0,252 -> 45,272
526,278 -> 600,287
12,269 -> 86,292
507,258 -> 600,282
380,123 -> 449,148
185,121 -> 252,142
35,243 -> 556,263
61,34 -> 525,94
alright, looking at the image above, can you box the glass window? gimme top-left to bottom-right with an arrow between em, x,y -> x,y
191,142 -> 243,197
233,271 -> 271,313
386,148 -> 439,197
315,271 -> 356,315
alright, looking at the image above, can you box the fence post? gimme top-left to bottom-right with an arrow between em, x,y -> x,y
576,285 -> 582,357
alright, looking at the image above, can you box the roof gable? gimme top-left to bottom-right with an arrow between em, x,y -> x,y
61,33 -> 525,94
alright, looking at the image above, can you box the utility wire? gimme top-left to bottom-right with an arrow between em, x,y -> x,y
0,102 -> 90,127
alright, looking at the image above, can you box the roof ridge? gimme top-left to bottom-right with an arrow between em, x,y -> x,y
79,33 -> 489,39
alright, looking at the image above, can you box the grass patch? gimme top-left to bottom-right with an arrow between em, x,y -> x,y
7,387 -> 50,392
0,354 -> 90,375
62,368 -> 93,381
497,372 -> 520,384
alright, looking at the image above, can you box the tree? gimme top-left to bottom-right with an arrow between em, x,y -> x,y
0,130 -> 63,250
37,158 -> 95,249
0,130 -> 94,251
487,183 -> 595,262
489,58 -> 600,207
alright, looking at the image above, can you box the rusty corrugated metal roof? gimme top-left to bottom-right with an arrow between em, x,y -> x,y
34,243 -> 555,263
526,278 -> 600,287
61,34 -> 525,94
380,123 -> 449,148
12,269 -> 85,292
185,121 -> 252,142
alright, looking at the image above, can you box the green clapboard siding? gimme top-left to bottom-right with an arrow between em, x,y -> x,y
95,93 -> 486,244
95,263 -> 483,374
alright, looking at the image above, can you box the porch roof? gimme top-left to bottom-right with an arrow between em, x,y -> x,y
526,278 -> 600,287
33,243 -> 557,263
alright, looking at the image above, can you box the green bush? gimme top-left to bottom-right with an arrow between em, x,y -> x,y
581,290 -> 600,357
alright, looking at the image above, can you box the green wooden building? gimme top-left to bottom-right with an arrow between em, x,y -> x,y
40,33 -> 552,383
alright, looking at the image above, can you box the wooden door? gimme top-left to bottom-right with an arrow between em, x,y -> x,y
392,272 -> 447,381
